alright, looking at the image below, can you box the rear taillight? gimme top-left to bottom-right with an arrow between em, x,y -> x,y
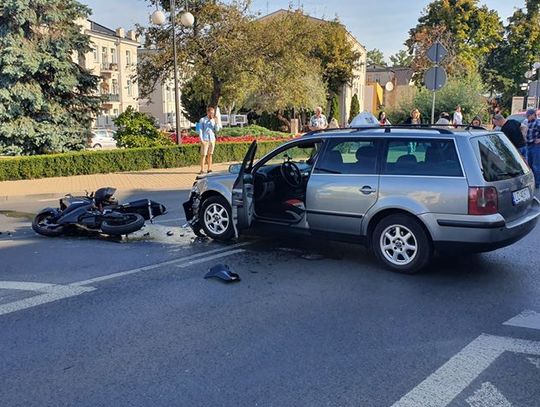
468,187 -> 498,215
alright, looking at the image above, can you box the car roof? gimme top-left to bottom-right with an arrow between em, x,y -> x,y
301,125 -> 495,140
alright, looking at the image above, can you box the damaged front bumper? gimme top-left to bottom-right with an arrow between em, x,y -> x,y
182,191 -> 204,236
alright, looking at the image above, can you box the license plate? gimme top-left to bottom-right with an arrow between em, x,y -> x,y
512,187 -> 531,205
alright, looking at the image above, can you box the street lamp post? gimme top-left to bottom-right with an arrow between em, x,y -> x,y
151,1 -> 194,145
534,62 -> 540,109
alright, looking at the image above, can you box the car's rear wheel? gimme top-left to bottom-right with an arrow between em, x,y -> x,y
92,143 -> 102,149
200,195 -> 234,241
372,214 -> 432,274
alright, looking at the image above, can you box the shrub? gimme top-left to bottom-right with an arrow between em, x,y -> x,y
0,141 -> 284,181
113,107 -> 173,148
349,94 -> 360,123
328,94 -> 340,123
218,125 -> 290,138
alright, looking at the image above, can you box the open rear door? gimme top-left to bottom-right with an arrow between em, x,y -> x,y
232,141 -> 257,237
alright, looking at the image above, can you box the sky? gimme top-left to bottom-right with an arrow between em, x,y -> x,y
81,0 -> 524,59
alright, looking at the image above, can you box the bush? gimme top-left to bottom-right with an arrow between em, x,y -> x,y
218,125 -> 290,138
328,94 -> 340,123
113,107 -> 173,148
0,141 -> 284,181
349,94 -> 360,123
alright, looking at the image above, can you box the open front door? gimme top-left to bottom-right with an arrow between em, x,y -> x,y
232,141 -> 257,237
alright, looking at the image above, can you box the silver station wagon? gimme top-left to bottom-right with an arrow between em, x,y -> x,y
183,126 -> 540,273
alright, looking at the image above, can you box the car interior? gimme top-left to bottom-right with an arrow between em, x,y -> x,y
253,141 -> 321,223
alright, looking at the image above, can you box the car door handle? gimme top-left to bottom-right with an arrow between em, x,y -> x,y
360,186 -> 376,194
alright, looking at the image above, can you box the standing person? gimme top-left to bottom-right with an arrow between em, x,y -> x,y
492,114 -> 528,159
198,106 -> 221,174
404,108 -> 422,125
453,105 -> 463,126
328,118 -> 340,129
379,111 -> 391,125
471,116 -> 482,127
524,109 -> 540,189
435,112 -> 451,126
309,106 -> 328,131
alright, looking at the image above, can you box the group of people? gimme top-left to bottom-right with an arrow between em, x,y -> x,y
494,109 -> 540,189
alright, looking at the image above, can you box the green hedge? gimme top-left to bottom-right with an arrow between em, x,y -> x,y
0,141 -> 283,181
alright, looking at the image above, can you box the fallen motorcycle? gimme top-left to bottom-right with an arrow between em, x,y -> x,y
32,187 -> 167,237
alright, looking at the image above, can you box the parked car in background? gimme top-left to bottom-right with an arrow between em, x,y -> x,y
90,129 -> 117,149
183,126 -> 539,274
507,109 -> 540,124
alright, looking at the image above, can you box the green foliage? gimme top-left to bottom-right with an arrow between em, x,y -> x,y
328,94 -> 340,123
367,49 -> 386,66
390,49 -> 413,67
218,125 -> 290,137
406,0 -> 504,83
349,94 -> 360,124
0,141 -> 284,181
0,0 -> 102,155
484,1 -> 540,107
388,73 -> 488,124
113,107 -> 173,148
180,73 -> 211,123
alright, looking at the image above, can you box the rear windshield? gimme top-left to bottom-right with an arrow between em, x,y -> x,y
472,134 -> 529,182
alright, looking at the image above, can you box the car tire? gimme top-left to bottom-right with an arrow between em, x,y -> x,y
200,195 -> 235,241
372,214 -> 432,274
93,143 -> 102,149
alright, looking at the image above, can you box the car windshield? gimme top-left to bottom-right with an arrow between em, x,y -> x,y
472,134 -> 529,182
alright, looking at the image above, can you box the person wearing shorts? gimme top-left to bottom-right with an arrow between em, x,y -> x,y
198,106 -> 220,174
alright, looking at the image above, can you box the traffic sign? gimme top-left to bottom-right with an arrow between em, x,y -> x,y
426,42 -> 448,64
424,66 -> 447,91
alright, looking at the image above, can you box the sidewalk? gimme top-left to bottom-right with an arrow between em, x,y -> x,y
0,163 -> 231,199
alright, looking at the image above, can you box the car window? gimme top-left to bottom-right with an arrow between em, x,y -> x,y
383,139 -> 463,177
314,139 -> 379,174
472,134 -> 529,182
260,142 -> 320,167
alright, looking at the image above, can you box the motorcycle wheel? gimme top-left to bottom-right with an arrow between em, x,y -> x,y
32,212 -> 65,237
101,213 -> 145,235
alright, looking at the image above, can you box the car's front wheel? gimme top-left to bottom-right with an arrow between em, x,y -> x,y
200,195 -> 235,241
372,214 -> 432,274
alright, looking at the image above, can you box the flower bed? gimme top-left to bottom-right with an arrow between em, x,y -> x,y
180,135 -> 295,144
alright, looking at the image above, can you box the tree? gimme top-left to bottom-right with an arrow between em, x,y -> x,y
367,48 -> 386,66
349,94 -> 360,123
328,94 -> 340,123
389,72 -> 487,124
390,49 -> 413,67
485,1 -> 540,107
405,0 -> 503,84
0,0 -> 102,155
113,107 -> 172,148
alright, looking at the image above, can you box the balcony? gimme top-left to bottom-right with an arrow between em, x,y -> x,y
100,63 -> 119,75
102,94 -> 120,106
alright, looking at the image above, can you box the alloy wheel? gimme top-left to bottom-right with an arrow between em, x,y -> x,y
379,224 -> 418,266
203,203 -> 230,235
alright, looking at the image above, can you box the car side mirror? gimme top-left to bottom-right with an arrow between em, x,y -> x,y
229,164 -> 241,174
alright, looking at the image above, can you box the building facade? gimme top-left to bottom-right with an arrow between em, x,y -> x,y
75,19 -> 140,128
366,64 -> 415,114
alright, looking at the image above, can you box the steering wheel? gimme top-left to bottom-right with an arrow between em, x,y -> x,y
280,161 -> 302,187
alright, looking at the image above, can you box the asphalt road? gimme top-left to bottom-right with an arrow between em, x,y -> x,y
1,189 -> 539,407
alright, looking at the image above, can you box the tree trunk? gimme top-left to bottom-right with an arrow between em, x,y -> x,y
210,76 -> 222,108
276,110 -> 291,132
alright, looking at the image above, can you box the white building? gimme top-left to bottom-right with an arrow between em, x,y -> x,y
76,19 -> 140,128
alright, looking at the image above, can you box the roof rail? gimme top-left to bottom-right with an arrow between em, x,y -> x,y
302,124 -> 488,137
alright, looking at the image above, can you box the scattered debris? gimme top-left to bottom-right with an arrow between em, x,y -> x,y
300,253 -> 325,261
249,269 -> 259,274
205,264 -> 240,282
166,231 -> 174,236
143,232 -> 150,237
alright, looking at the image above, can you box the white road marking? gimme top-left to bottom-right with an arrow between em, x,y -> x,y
391,334 -> 540,407
72,242 -> 251,286
0,283 -> 95,316
503,310 -> 540,331
0,242 -> 252,317
465,382 -> 512,407
526,357 -> 540,369
177,249 -> 245,268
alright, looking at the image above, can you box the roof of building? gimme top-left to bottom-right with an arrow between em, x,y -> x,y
87,19 -> 138,43
259,9 -> 365,50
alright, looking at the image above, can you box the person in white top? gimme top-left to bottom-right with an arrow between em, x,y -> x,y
452,105 -> 463,126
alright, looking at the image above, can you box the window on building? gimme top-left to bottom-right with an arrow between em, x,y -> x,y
112,79 -> 118,95
127,80 -> 132,97
113,109 -> 119,117
126,50 -> 131,65
110,48 -> 116,64
93,47 -> 98,63
101,47 -> 108,65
